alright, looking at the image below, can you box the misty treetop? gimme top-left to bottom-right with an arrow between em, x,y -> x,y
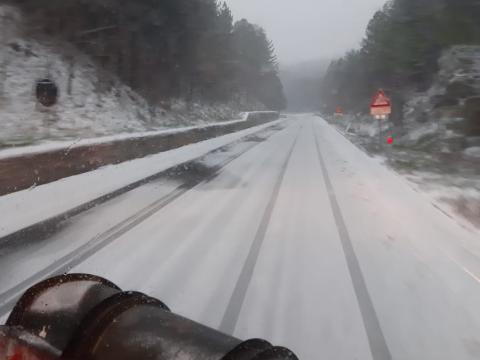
321,0 -> 480,122
11,0 -> 286,110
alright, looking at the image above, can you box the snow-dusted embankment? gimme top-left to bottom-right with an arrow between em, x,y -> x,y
0,112 -> 281,196
0,4 -> 258,148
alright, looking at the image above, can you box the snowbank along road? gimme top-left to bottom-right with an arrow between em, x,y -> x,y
1,114 -> 480,360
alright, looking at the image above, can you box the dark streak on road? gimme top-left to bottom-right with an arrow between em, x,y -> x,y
313,120 -> 392,360
219,127 -> 301,335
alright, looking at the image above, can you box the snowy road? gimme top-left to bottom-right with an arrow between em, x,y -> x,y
2,115 -> 480,359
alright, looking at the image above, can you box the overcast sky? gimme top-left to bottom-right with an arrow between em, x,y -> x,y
224,0 -> 387,65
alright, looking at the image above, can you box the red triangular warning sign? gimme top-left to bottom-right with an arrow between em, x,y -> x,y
371,90 -> 391,107
370,89 -> 392,116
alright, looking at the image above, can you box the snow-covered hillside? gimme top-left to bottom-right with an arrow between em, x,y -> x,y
323,112 -> 480,229
398,46 -> 480,156
0,5 -> 254,148
320,46 -> 480,229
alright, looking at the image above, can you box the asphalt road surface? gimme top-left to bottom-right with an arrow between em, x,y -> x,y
2,115 -> 480,360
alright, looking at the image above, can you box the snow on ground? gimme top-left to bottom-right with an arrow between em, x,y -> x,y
313,116 -> 480,360
1,115 -> 480,359
25,114 -> 478,359
0,120 -> 282,238
0,5 -> 250,148
405,122 -> 442,142
324,114 -> 480,231
465,146 -> 480,158
405,172 -> 480,230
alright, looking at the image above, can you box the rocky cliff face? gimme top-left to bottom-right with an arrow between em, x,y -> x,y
402,46 -> 480,157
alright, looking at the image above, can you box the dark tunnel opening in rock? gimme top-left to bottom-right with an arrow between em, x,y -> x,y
36,79 -> 58,107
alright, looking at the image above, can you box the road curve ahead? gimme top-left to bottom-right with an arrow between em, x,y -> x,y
5,114 -> 480,360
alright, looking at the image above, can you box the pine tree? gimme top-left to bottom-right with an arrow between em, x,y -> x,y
12,0 -> 286,110
321,0 -> 480,118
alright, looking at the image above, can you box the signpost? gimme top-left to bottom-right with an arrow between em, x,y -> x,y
370,90 -> 392,146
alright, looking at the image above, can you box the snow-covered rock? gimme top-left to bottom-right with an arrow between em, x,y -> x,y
401,46 -> 480,151
464,146 -> 480,158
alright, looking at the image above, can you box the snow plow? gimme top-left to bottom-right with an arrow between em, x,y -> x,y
0,274 -> 298,360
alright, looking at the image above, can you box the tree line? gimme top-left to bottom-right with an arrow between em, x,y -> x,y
11,0 -> 286,110
320,0 -> 480,124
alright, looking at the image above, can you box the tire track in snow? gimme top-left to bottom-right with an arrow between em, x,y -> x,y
219,126 -> 301,335
312,119 -> 392,360
0,124 -> 292,317
0,123 -> 286,252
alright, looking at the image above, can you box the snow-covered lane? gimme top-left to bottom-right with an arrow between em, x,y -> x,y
72,121 -> 303,327
70,114 -> 480,359
314,117 -> 480,360
0,122 -> 288,312
234,123 -> 373,360
3,114 -> 480,359
0,119 -> 283,239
